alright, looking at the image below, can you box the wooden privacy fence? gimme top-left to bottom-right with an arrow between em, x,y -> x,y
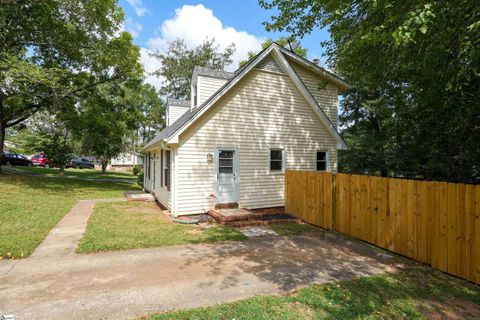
285,170 -> 480,284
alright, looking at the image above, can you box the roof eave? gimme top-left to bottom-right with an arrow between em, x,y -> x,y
278,46 -> 352,92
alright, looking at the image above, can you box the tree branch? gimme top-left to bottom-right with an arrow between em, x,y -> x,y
6,106 -> 41,127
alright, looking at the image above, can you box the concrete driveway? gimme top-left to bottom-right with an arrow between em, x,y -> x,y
0,236 -> 403,320
0,199 -> 403,320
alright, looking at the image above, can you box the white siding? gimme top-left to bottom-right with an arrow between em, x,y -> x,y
197,76 -> 228,106
167,105 -> 189,126
144,147 -> 172,209
174,69 -> 339,215
256,54 -> 284,74
290,61 -> 339,127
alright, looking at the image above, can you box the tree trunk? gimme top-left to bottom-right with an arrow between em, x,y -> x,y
101,159 -> 108,173
59,164 -> 65,176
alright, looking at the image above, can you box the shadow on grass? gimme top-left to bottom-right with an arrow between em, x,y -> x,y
150,267 -> 480,320
4,173 -> 137,194
290,267 -> 480,319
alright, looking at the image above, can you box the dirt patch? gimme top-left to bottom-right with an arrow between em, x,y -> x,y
418,298 -> 480,320
187,229 -> 203,235
286,302 -> 315,319
111,203 -> 160,214
303,231 -> 325,240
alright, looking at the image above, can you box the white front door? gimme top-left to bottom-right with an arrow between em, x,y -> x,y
216,149 -> 238,204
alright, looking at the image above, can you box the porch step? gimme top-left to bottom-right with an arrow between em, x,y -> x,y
124,191 -> 155,202
208,208 -> 257,223
208,208 -> 302,227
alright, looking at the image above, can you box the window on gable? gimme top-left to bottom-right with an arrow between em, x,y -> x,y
316,151 -> 328,171
270,149 -> 284,172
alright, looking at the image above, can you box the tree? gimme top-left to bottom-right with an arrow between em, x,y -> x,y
136,84 -> 164,145
78,82 -> 142,173
260,0 -> 480,182
151,38 -> 235,99
0,0 -> 142,173
7,110 -> 81,174
239,37 -> 308,66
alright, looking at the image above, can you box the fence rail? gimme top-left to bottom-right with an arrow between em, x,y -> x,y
285,170 -> 480,284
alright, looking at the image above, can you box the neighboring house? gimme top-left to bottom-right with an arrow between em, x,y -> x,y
143,43 -> 350,217
110,152 -> 143,168
3,141 -> 18,152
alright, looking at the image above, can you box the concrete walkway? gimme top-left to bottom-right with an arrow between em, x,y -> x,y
0,198 -> 405,320
30,198 -> 125,260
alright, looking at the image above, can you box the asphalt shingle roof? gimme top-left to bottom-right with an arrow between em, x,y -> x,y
193,66 -> 234,80
166,98 -> 190,107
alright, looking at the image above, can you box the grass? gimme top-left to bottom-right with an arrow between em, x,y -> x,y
0,173 -> 139,259
269,223 -> 324,236
9,166 -> 137,181
146,267 -> 480,319
77,201 -> 247,253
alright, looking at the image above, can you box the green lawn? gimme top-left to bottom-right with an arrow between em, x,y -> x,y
77,201 -> 247,253
9,166 -> 137,181
0,173 -> 138,259
146,267 -> 480,320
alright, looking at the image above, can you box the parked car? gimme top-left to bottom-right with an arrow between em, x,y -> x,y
1,152 -> 33,166
31,154 -> 54,168
67,157 -> 95,169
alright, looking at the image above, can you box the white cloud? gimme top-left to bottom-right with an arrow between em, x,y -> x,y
141,4 -> 264,89
124,18 -> 143,37
140,48 -> 163,90
126,0 -> 148,17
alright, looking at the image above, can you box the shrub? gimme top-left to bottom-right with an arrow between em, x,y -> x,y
132,165 -> 141,176
137,168 -> 144,187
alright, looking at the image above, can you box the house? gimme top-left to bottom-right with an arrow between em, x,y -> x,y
109,152 -> 143,169
142,43 -> 350,217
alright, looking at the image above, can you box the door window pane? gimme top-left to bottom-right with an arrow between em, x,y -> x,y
219,159 -> 233,167
219,150 -> 233,159
219,166 -> 233,174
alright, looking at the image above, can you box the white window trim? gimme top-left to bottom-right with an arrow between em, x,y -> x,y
162,150 -> 167,188
316,150 -> 330,172
269,148 -> 285,174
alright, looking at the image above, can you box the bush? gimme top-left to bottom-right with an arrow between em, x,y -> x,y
132,165 -> 141,176
137,168 -> 144,187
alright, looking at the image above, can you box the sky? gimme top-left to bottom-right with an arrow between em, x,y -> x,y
119,0 -> 331,89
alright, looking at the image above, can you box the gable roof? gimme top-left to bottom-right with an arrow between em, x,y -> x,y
143,43 -> 350,151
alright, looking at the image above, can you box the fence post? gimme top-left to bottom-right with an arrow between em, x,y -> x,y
332,173 -> 337,231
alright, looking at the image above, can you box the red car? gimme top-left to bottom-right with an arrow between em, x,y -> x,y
31,154 -> 54,168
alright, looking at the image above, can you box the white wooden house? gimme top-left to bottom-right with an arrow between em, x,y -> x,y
143,43 -> 350,216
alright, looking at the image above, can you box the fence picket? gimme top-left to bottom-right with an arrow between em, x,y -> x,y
284,170 -> 480,285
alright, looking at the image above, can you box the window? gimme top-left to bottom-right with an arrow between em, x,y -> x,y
163,150 -> 171,191
316,151 -> 328,171
160,151 -> 163,186
153,153 -> 156,188
147,152 -> 151,180
218,150 -> 234,174
270,149 -> 284,172
192,85 -> 197,107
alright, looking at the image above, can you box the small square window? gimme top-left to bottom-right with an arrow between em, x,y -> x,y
316,151 -> 328,171
270,149 -> 284,172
